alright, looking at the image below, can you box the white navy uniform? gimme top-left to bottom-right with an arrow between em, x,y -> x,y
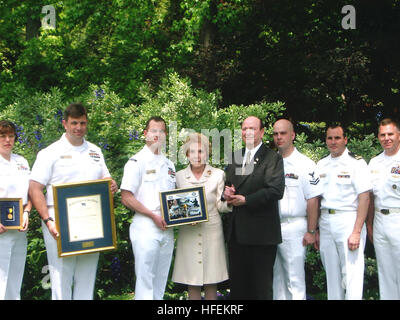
0,154 -> 30,300
120,145 -> 175,300
369,149 -> 400,299
273,148 -> 322,300
316,148 -> 372,300
30,133 -> 111,300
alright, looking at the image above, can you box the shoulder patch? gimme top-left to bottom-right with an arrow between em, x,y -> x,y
348,152 -> 363,160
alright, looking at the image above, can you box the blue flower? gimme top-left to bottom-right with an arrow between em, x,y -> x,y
34,130 -> 42,141
14,124 -> 27,144
95,88 -> 105,99
129,129 -> 140,141
54,109 -> 63,123
376,111 -> 383,122
36,115 -> 43,125
110,257 -> 121,281
98,141 -> 109,150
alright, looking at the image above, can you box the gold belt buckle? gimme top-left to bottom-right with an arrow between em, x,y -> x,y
328,209 -> 336,214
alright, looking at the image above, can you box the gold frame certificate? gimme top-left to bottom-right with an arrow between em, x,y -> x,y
53,179 -> 117,257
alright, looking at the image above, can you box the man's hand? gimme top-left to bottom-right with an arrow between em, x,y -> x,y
110,179 -> 118,194
227,194 -> 246,206
302,232 -> 316,247
348,231 -> 361,251
47,220 -> 60,240
152,214 -> 167,231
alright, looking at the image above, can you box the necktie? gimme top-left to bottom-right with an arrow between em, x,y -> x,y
242,151 -> 251,174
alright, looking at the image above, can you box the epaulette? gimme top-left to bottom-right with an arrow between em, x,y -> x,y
348,151 -> 363,160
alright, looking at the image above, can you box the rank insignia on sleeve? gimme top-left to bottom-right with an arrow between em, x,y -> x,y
309,172 -> 320,185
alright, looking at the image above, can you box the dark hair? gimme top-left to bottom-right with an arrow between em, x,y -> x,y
326,122 -> 347,138
0,120 -> 16,137
379,118 -> 400,131
144,116 -> 166,131
63,103 -> 88,121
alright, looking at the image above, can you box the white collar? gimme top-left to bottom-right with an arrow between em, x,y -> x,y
60,133 -> 88,151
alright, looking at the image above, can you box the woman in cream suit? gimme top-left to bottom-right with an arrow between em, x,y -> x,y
172,133 -> 231,300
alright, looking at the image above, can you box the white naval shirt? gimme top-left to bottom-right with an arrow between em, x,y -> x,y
120,145 -> 176,230
369,150 -> 400,210
279,148 -> 322,218
316,148 -> 372,211
30,133 -> 111,206
0,153 -> 30,205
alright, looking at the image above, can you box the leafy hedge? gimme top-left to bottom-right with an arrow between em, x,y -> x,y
0,72 -> 381,299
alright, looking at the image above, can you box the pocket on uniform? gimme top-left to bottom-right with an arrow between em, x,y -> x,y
336,176 -> 352,185
285,178 -> 300,200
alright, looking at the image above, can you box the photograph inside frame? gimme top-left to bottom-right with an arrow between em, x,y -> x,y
166,190 -> 202,221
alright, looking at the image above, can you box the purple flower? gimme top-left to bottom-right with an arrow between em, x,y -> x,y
14,124 -> 27,144
34,130 -> 42,141
95,88 -> 105,99
111,257 -> 121,281
98,141 -> 109,150
129,129 -> 139,141
54,109 -> 63,123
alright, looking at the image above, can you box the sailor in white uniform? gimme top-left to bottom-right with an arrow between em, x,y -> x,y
368,118 -> 400,299
0,120 -> 31,300
121,116 -> 175,300
272,119 -> 321,300
29,104 -> 117,300
316,124 -> 372,300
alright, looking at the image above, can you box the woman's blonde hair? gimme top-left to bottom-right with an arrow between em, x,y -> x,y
182,132 -> 211,159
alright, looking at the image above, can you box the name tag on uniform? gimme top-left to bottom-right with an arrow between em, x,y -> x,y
60,155 -> 72,159
146,169 -> 156,174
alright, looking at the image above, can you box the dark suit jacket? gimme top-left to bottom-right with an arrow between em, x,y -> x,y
224,143 -> 285,246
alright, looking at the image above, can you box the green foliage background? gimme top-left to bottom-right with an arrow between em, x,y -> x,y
0,72 -> 383,299
0,0 -> 392,300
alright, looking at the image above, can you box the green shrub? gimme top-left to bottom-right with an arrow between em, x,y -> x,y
1,72 -> 287,299
0,72 -> 382,300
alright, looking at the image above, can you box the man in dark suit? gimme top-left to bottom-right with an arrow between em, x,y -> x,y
224,116 -> 285,299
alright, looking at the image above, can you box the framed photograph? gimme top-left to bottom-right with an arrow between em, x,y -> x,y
0,198 -> 23,229
160,186 -> 208,227
53,178 -> 117,257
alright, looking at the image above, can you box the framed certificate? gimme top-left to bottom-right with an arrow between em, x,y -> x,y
53,178 -> 117,257
0,198 -> 23,229
160,186 -> 208,227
